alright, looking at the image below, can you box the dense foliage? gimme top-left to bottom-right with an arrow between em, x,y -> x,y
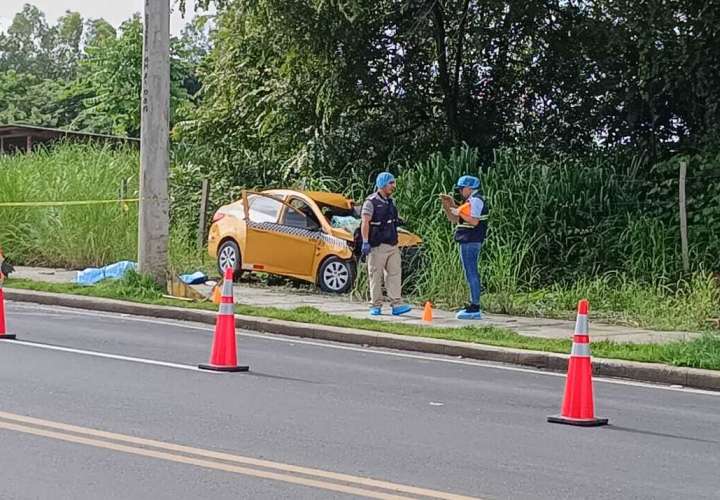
179,0 -> 720,183
0,4 -> 208,136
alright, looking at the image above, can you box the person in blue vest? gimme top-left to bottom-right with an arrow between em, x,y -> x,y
451,175 -> 489,320
360,172 -> 412,316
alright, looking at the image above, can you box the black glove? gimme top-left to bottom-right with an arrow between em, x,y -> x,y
1,260 -> 14,277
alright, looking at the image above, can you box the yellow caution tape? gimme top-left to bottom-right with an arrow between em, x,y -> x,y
0,198 -> 140,208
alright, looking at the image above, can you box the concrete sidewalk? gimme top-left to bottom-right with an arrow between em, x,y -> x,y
11,266 -> 699,344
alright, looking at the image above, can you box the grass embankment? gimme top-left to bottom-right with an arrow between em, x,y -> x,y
2,144 -> 718,335
6,273 -> 720,371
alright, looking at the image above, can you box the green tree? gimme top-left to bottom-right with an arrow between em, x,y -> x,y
0,4 -> 55,77
50,11 -> 84,79
174,15 -> 213,98
83,18 -> 116,49
71,15 -> 193,137
0,5 -> 86,127
185,0 -> 720,187
0,4 -> 204,135
0,71 -> 67,126
181,0 -> 550,183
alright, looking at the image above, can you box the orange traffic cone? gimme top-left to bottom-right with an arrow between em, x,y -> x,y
198,267 -> 249,372
547,299 -> 607,426
422,301 -> 433,322
211,283 -> 221,304
0,282 -> 16,340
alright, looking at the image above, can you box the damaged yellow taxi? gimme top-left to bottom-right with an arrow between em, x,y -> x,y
208,190 -> 422,293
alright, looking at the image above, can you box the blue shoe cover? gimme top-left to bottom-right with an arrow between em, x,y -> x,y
391,304 -> 412,316
456,309 -> 483,320
369,307 -> 382,316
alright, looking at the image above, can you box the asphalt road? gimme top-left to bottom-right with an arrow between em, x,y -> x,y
1,301 -> 719,500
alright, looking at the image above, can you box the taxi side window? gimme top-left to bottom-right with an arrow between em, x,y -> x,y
248,195 -> 282,223
282,199 -> 320,230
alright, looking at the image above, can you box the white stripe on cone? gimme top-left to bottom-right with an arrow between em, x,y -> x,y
221,279 -> 233,297
574,314 -> 588,335
570,342 -> 591,357
218,303 -> 234,315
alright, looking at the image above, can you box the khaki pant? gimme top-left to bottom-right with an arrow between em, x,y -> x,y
367,243 -> 402,307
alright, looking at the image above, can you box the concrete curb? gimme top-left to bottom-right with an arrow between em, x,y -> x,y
5,288 -> 720,391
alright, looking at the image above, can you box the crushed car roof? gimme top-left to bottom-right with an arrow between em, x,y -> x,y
261,189 -> 354,210
302,191 -> 354,209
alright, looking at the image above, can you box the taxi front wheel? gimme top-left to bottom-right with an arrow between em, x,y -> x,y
217,239 -> 242,281
318,256 -> 355,294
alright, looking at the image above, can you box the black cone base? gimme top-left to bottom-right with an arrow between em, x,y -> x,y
547,415 -> 608,427
198,363 -> 249,372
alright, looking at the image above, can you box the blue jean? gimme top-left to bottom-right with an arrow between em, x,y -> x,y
459,242 -> 482,306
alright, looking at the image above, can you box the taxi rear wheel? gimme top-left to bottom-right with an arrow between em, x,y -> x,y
217,239 -> 242,281
318,257 -> 355,294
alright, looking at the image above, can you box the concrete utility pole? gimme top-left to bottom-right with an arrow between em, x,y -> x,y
138,0 -> 171,284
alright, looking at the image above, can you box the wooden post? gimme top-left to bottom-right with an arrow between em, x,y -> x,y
679,160 -> 689,273
26,135 -> 32,153
0,136 -> 4,154
197,179 -> 210,248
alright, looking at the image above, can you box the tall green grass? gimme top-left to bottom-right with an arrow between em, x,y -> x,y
0,143 -> 210,274
0,143 -> 139,267
349,146 -> 719,330
391,146 -> 658,286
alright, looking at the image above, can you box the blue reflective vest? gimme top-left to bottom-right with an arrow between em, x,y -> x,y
454,193 -> 489,244
367,194 -> 399,247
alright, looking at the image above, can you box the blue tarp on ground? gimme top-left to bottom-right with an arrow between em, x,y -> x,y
179,271 -> 207,285
76,261 -> 137,285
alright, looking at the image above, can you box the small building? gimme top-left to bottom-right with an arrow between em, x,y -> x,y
0,123 -> 139,154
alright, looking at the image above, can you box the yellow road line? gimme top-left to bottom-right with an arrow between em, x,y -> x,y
0,411 -> 480,500
0,420 -> 412,499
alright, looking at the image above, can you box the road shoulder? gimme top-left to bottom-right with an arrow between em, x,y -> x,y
5,287 -> 720,391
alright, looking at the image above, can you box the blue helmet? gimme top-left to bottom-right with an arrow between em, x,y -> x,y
375,172 -> 396,189
455,175 -> 480,190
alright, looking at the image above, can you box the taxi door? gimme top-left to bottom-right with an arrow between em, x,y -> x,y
241,191 -> 319,279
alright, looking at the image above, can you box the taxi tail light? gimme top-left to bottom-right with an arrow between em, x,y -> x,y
212,212 -> 225,223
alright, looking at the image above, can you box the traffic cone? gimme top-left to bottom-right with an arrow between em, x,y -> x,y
198,267 -> 249,372
547,299 -> 607,426
211,284 -> 221,304
422,301 -> 433,322
0,283 -> 16,340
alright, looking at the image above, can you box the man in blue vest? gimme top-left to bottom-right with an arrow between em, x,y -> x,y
451,175 -> 489,320
360,172 -> 412,316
